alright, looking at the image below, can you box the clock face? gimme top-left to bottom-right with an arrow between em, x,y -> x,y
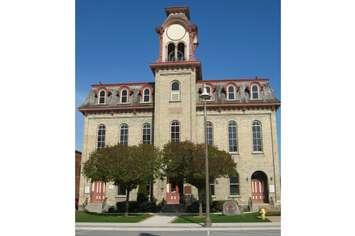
166,24 -> 186,41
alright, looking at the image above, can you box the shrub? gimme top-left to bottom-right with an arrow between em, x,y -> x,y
211,201 -> 225,212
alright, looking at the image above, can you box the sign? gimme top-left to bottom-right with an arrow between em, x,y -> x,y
269,185 -> 275,193
223,200 -> 241,215
84,186 -> 90,194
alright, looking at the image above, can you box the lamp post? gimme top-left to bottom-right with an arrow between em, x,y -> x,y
200,84 -> 212,227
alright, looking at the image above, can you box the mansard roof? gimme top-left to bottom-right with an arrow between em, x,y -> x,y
79,77 -> 280,116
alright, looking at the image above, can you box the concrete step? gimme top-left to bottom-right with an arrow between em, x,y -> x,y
85,202 -> 103,213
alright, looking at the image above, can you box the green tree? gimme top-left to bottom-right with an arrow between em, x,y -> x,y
187,144 -> 237,216
83,144 -> 160,216
161,141 -> 195,200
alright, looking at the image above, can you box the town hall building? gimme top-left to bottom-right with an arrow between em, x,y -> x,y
78,6 -> 281,210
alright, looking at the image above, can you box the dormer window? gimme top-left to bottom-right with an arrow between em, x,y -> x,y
251,84 -> 259,100
98,90 -> 106,104
121,89 -> 128,103
227,85 -> 236,100
143,88 -> 150,102
171,81 -> 180,101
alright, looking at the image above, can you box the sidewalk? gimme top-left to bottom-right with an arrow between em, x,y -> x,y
138,214 -> 177,226
76,214 -> 281,231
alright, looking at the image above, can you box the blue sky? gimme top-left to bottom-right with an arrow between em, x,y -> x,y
76,0 -> 280,154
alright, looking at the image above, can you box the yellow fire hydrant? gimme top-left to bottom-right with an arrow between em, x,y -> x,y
259,208 -> 266,220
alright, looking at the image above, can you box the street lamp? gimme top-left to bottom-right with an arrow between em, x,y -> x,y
200,84 -> 212,227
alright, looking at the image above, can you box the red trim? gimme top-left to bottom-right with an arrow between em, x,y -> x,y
197,78 -> 268,83
92,82 -> 154,87
165,6 -> 190,19
224,82 -> 238,91
249,81 -> 262,90
150,60 -> 201,71
139,85 -> 153,95
79,105 -> 154,115
196,101 -> 280,109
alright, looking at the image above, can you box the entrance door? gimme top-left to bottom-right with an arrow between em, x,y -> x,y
251,179 -> 264,202
165,183 -> 180,204
90,181 -> 105,203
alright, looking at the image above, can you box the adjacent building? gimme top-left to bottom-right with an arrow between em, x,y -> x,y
75,150 -> 82,209
79,6 -> 280,210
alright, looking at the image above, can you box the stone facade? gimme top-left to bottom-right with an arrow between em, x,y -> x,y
78,6 -> 280,209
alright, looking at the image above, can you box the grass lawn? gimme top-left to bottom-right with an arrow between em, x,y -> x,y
75,211 -> 151,223
173,212 -> 270,223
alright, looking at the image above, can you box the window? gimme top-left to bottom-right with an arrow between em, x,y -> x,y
167,42 -> 185,61
252,120 -> 263,152
251,85 -> 259,99
97,124 -> 105,149
142,123 -> 152,144
177,43 -> 185,61
171,81 -> 180,101
117,184 -> 126,196
171,120 -> 180,143
227,85 -> 236,100
121,89 -> 128,103
228,120 -> 238,152
120,123 -> 128,145
210,180 -> 215,196
98,90 -> 106,104
229,175 -> 240,195
206,121 -> 213,145
143,89 -> 150,102
167,43 -> 176,61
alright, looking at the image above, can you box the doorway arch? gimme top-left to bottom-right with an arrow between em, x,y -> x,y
251,171 -> 268,203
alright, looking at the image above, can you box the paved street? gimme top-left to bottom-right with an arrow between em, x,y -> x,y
76,215 -> 281,236
76,229 -> 280,236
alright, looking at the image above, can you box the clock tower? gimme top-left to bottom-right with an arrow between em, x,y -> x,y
150,6 -> 202,148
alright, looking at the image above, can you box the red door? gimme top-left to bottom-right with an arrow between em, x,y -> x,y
251,179 -> 264,202
165,184 -> 180,204
90,181 -> 105,203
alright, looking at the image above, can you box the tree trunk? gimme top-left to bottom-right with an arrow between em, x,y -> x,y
199,200 -> 203,217
125,189 -> 130,216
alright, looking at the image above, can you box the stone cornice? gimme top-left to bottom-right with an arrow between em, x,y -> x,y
79,104 -> 154,116
196,101 -> 281,111
149,60 -> 202,80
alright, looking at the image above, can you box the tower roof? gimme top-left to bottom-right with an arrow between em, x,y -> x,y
165,6 -> 190,19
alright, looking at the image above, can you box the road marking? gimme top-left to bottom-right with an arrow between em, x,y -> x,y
76,227 -> 280,232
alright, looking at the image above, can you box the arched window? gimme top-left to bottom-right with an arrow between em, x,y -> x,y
229,174 -> 240,195
251,85 -> 259,99
171,120 -> 180,143
98,90 -> 106,104
97,124 -> 106,148
252,120 -> 263,152
228,120 -> 238,152
177,43 -> 185,61
171,81 -> 180,101
227,85 -> 236,100
143,88 -> 150,102
142,123 -> 151,144
206,121 -> 213,145
121,89 -> 128,103
120,123 -> 128,145
167,43 -> 176,61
